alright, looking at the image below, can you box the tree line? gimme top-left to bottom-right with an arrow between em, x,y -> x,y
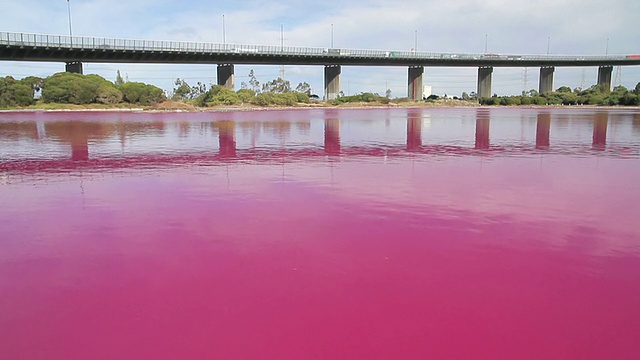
3,70 -> 640,109
476,83 -> 640,106
170,69 -> 313,106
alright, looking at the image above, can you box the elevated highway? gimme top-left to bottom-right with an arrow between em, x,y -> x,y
2,32 -> 640,99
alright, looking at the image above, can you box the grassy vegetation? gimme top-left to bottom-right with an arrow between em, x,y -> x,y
478,83 -> 640,106
3,70 -> 639,110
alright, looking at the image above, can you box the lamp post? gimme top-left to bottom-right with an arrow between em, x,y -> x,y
331,23 -> 334,48
66,0 -> 73,45
547,37 -> 550,55
484,34 -> 488,53
222,14 -> 226,45
414,30 -> 418,52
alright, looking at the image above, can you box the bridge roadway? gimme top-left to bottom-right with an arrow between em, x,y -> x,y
2,32 -> 640,100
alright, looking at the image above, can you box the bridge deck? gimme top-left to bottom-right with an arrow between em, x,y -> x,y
2,32 -> 640,67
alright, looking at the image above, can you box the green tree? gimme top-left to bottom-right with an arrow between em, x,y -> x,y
0,76 -> 36,108
115,70 -> 125,88
172,78 -> 192,100
236,88 -> 256,103
121,82 -> 166,105
248,69 -> 260,93
96,84 -> 123,104
191,82 -> 207,99
295,82 -> 312,95
42,73 -> 119,104
262,77 -> 291,93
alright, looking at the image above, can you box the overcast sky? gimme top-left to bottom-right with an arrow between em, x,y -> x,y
2,0 -> 639,97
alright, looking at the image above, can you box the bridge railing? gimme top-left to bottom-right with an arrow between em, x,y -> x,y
0,31 -> 631,62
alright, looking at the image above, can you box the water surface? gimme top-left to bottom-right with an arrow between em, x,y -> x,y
1,108 -> 640,359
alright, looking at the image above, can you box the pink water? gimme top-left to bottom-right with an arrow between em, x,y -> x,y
1,108 -> 640,359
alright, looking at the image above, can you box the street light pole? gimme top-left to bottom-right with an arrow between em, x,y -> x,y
414,30 -> 418,51
222,14 -> 226,45
66,0 -> 73,45
484,34 -> 488,53
331,23 -> 334,48
606,37 -> 609,56
280,24 -> 285,80
547,37 -> 550,55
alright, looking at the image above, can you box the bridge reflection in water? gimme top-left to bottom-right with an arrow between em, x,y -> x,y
0,109 -> 638,174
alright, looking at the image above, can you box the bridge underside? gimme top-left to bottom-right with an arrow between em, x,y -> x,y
2,45 -> 638,67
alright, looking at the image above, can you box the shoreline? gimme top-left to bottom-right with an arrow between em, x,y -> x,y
1,101 -> 638,113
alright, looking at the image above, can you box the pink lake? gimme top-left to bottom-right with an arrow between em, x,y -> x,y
1,108 -> 640,359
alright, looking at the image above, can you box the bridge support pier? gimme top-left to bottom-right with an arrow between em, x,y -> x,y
408,66 -> 424,101
597,66 -> 613,92
477,67 -> 493,99
324,65 -> 341,101
539,66 -> 555,94
217,64 -> 235,90
65,61 -> 83,74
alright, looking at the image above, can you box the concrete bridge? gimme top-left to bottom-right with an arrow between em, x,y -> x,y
2,31 -> 640,100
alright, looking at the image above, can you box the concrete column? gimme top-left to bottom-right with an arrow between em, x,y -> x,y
217,64 -> 235,90
406,109 -> 422,150
592,113 -> 608,149
65,61 -> 83,74
408,66 -> 424,101
477,66 -> 493,99
536,113 -> 551,149
538,66 -> 555,94
218,121 -> 236,157
324,119 -> 341,155
324,65 -> 341,101
475,109 -> 490,150
597,66 -> 613,92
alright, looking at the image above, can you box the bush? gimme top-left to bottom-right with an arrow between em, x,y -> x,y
236,88 -> 256,103
0,76 -> 36,107
42,72 -> 122,105
207,87 -> 241,105
121,82 -> 166,105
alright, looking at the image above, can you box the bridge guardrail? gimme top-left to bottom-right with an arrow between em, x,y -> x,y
0,31 -> 631,62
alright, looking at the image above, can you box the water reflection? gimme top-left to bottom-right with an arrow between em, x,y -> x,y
217,121 -> 237,157
1,108 -> 640,174
406,109 -> 422,151
593,113 -> 608,150
324,119 -> 341,155
475,109 -> 490,150
536,113 -> 551,149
